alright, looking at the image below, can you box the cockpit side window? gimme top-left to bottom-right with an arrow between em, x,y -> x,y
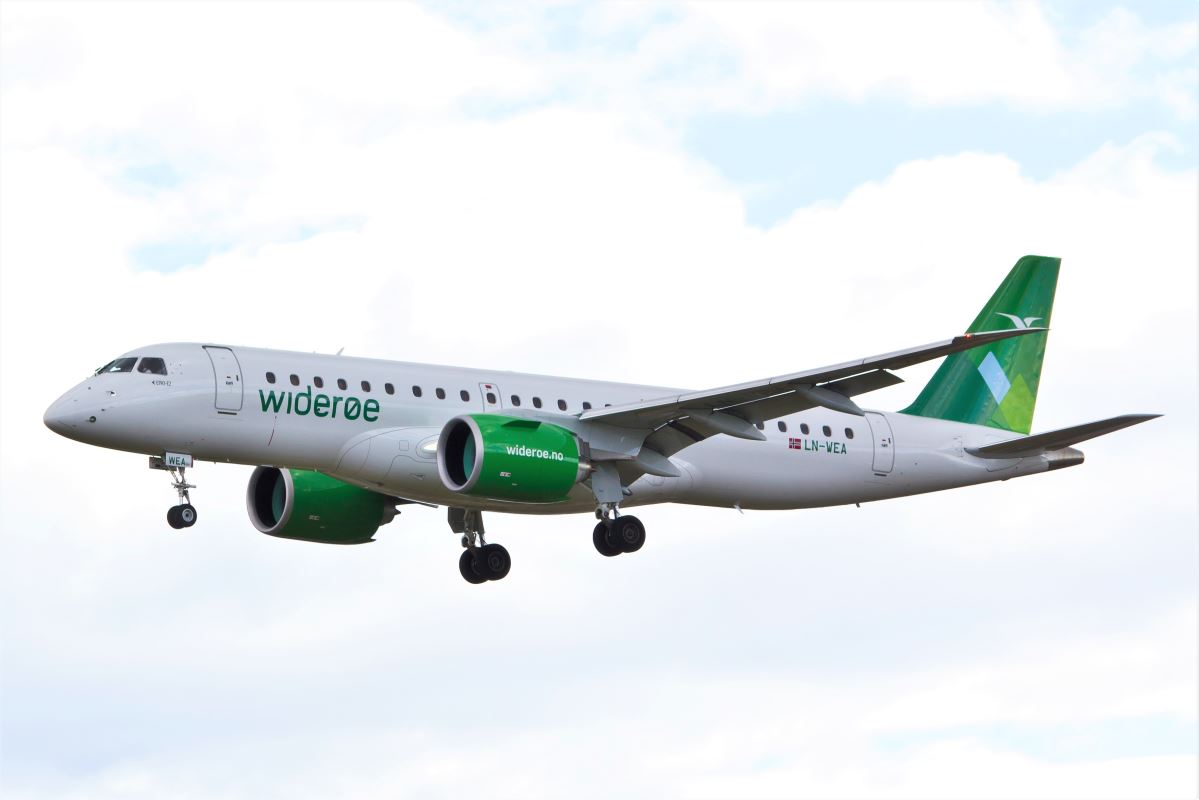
95,357 -> 137,375
137,357 -> 168,375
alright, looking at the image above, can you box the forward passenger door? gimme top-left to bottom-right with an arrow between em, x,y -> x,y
204,346 -> 243,413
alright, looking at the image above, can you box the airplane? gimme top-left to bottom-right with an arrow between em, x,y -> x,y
43,256 -> 1158,584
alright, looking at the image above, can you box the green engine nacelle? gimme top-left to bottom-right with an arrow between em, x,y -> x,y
437,414 -> 587,504
246,466 -> 396,544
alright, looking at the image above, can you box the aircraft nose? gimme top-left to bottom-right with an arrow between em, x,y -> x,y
44,390 -> 89,436
44,398 -> 72,435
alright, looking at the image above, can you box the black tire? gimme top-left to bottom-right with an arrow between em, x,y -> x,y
178,504 -> 197,527
610,516 -> 646,553
479,543 -> 511,581
459,550 -> 488,584
593,521 -> 621,557
167,506 -> 185,529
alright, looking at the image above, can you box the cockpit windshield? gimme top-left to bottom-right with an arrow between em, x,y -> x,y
93,356 -> 168,376
95,357 -> 137,375
137,357 -> 168,375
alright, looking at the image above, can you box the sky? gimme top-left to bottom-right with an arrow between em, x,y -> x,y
1,2 -> 1196,798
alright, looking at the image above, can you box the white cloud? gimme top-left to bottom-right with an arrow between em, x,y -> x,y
456,2 -> 1197,117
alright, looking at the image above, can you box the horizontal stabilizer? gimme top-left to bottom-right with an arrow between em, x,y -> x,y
967,414 -> 1161,459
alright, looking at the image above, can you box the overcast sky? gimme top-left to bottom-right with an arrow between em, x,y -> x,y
1,2 -> 1196,798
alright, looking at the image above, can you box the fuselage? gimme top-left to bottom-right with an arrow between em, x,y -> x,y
44,343 -> 1058,516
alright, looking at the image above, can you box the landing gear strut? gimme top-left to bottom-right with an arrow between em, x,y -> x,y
150,456 -> 197,529
592,507 -> 646,557
448,508 -> 510,584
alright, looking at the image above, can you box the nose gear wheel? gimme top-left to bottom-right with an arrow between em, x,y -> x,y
150,456 -> 198,529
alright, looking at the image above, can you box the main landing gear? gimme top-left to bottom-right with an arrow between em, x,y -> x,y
447,506 -> 647,584
592,509 -> 646,557
150,456 -> 197,530
449,508 -> 511,584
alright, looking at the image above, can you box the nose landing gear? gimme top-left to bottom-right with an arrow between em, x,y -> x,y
150,455 -> 197,529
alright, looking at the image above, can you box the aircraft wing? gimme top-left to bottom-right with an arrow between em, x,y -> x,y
581,328 -> 1043,459
966,414 -> 1161,459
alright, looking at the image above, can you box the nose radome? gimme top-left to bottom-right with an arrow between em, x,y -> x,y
44,410 -> 64,435
44,400 -> 70,435
44,392 -> 81,436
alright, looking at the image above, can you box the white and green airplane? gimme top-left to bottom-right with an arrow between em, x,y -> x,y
45,256 -> 1157,584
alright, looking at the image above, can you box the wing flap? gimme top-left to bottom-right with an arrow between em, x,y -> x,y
824,368 -> 905,397
967,414 -> 1161,458
715,369 -> 902,425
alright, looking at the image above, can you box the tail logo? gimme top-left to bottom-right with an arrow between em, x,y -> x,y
996,312 -> 1041,329
977,351 -> 1011,404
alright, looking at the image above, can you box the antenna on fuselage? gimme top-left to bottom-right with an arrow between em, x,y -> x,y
335,347 -> 344,356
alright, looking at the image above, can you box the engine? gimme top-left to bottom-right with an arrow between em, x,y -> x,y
246,466 -> 397,544
437,414 -> 588,503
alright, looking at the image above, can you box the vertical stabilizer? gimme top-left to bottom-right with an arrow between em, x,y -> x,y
901,255 -> 1060,434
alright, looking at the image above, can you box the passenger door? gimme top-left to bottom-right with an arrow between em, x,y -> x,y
865,412 -> 894,474
204,346 -> 243,413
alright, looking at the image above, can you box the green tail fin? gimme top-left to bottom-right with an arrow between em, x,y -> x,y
901,255 -> 1060,434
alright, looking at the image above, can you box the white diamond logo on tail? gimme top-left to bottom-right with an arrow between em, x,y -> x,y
978,351 -> 1011,404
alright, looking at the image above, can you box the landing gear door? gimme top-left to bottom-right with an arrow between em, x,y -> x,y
865,412 -> 894,474
204,346 -> 243,413
479,382 -> 502,411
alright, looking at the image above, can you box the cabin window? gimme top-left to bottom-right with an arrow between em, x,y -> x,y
486,392 -> 497,404
385,383 -> 395,395
778,421 -> 787,432
756,422 -> 765,430
822,425 -> 832,437
436,388 -> 446,400
136,357 -> 168,375
557,399 -> 567,411
314,376 -> 324,389
800,423 -> 810,435
95,357 -> 138,375
290,374 -> 300,386
361,380 -> 371,392
460,390 -> 470,402
265,371 -> 276,384
412,385 -> 423,398
845,428 -> 854,439
511,395 -> 521,407
604,403 -> 612,407
582,401 -> 592,410
532,397 -> 542,409
337,378 -> 347,390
